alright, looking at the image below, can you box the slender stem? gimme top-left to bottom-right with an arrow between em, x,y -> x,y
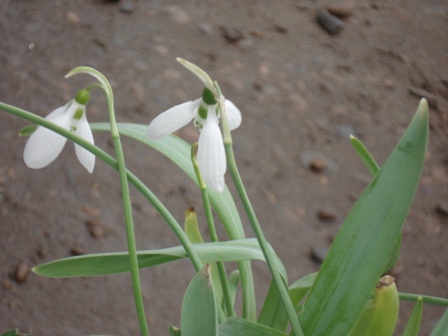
399,293 -> 448,306
69,68 -> 150,336
216,85 -> 303,336
191,143 -> 235,318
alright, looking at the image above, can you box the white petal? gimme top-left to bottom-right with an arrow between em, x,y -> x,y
197,111 -> 226,192
23,108 -> 71,169
74,114 -> 95,173
147,99 -> 201,140
225,100 -> 242,130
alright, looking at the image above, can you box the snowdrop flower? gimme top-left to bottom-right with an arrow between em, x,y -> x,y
147,87 -> 242,192
24,89 -> 95,173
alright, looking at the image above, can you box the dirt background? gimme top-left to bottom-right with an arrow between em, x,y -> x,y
1,0 -> 447,335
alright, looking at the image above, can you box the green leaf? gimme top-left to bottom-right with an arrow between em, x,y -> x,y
402,296 -> 423,336
33,239 -> 286,278
258,272 -> 317,332
181,264 -> 217,336
219,317 -> 288,336
299,99 -> 429,335
430,308 -> 448,336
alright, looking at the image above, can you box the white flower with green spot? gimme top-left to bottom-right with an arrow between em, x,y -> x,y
24,89 -> 95,173
147,87 -> 242,192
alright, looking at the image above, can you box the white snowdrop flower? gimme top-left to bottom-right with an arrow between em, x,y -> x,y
147,88 -> 242,192
24,89 -> 95,173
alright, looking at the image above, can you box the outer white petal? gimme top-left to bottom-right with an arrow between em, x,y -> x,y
74,113 -> 95,173
225,100 -> 242,130
147,98 -> 201,140
23,107 -> 71,169
197,111 -> 226,192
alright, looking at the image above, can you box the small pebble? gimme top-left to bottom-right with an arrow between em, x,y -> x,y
221,27 -> 245,44
316,9 -> 344,35
66,12 -> 80,24
119,2 -> 135,13
309,158 -> 326,173
436,203 -> 448,217
15,263 -> 30,284
326,2 -> 355,19
317,209 -> 337,222
311,245 -> 328,263
71,247 -> 85,256
163,5 -> 190,24
86,220 -> 106,240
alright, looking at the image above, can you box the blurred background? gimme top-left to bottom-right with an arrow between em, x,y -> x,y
0,0 -> 447,334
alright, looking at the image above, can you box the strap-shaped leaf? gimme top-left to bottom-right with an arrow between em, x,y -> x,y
33,239 -> 287,279
299,99 -> 429,335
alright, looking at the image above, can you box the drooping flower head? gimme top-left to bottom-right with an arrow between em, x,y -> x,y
147,60 -> 242,192
24,89 -> 95,173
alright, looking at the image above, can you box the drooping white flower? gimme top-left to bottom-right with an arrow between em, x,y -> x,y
24,89 -> 95,173
147,88 -> 242,192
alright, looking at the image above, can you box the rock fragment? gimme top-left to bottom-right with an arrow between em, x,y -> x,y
317,209 -> 337,222
86,220 -> 106,240
311,245 -> 328,263
316,9 -> 344,35
14,263 -> 29,284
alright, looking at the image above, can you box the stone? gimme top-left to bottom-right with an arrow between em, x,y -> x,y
317,209 -> 337,222
311,245 -> 328,263
14,263 -> 29,284
316,9 -> 344,35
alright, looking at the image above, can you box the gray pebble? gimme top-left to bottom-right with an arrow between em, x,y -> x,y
316,9 -> 344,35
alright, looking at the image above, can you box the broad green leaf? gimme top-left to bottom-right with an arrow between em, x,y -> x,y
350,136 -> 401,274
402,296 -> 423,336
431,308 -> 448,336
181,264 -> 217,336
33,239 -> 287,279
219,317 -> 288,336
299,99 -> 429,335
258,272 -> 317,332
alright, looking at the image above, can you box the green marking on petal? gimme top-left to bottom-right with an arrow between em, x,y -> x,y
73,107 -> 84,120
198,104 -> 208,120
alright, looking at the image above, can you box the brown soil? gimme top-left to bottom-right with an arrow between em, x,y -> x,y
1,1 -> 447,335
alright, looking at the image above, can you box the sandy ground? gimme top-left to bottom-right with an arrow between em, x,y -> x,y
0,1 -> 447,335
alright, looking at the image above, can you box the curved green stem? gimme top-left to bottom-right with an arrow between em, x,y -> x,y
399,293 -> 448,306
216,83 -> 303,335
